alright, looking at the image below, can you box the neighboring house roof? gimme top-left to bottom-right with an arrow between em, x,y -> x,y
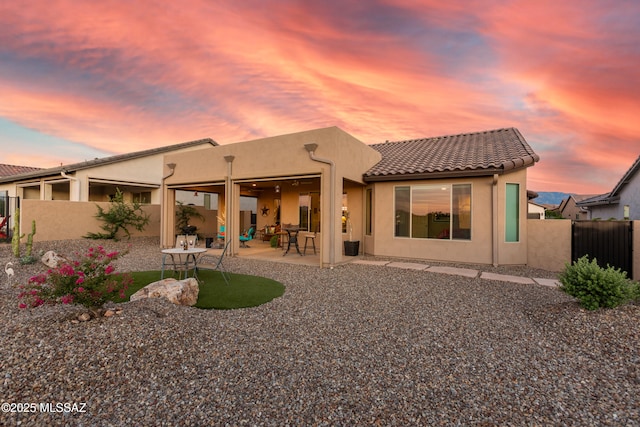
0,138 -> 217,183
577,154 -> 640,207
0,164 -> 43,177
558,194 -> 599,216
364,127 -> 539,182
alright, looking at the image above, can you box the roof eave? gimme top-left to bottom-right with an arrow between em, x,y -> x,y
577,196 -> 620,207
0,138 -> 217,184
364,167 -> 507,183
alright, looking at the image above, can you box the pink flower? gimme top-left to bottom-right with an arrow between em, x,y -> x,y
18,303 -> 27,309
75,277 -> 85,285
76,287 -> 85,293
60,295 -> 74,304
107,251 -> 119,259
105,265 -> 115,274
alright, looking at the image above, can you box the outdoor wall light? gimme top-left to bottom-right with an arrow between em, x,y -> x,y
167,163 -> 176,170
275,185 -> 280,193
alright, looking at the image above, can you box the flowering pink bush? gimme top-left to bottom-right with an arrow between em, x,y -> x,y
18,246 -> 133,309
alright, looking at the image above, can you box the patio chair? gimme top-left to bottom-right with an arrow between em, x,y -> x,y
217,225 -> 226,240
0,215 -> 8,239
239,226 -> 256,248
302,227 -> 318,255
198,239 -> 231,285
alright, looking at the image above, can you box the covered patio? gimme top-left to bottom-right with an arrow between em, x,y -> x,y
161,127 -> 383,267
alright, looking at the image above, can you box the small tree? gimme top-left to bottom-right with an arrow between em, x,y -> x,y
176,201 -> 204,234
85,188 -> 150,240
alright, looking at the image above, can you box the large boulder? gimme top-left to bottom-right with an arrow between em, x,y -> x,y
130,278 -> 199,306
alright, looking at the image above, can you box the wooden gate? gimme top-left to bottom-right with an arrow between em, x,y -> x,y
572,220 -> 633,276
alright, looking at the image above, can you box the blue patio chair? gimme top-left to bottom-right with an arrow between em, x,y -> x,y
217,225 -> 226,240
239,226 -> 256,248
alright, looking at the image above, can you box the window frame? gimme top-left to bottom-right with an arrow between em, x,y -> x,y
505,183 -> 520,242
393,183 -> 472,241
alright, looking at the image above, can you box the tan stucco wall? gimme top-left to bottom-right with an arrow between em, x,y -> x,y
369,176 -> 494,264
526,219 -> 572,272
368,169 -> 529,265
496,169 -> 529,264
20,200 -> 160,242
0,142 -> 212,202
163,127 -> 382,265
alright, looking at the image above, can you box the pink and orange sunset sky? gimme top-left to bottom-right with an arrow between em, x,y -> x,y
1,1 -> 639,194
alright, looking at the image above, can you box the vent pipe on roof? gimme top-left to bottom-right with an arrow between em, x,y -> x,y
305,143 -> 335,268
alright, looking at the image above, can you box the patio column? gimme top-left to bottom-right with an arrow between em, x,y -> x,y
224,156 -> 235,256
304,143 -> 335,268
160,162 -> 176,248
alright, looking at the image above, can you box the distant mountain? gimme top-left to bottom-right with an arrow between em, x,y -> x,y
531,192 -> 569,205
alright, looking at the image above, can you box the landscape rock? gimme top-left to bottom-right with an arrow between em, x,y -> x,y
41,250 -> 67,268
130,277 -> 199,306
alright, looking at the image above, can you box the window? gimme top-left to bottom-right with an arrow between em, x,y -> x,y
133,191 -> 151,204
299,193 -> 310,231
505,183 -> 519,242
365,188 -> 372,236
342,193 -> 348,233
300,192 -> 320,232
394,184 -> 471,240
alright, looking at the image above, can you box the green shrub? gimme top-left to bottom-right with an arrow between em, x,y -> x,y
18,246 -> 132,309
270,234 -> 279,248
559,255 -> 640,310
85,188 -> 150,240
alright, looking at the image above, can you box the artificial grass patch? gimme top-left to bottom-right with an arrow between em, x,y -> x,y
119,270 -> 285,310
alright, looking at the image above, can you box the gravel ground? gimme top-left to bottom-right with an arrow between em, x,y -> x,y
1,237 -> 639,426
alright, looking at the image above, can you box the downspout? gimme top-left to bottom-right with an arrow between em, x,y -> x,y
160,163 -> 176,248
492,174 -> 499,267
60,170 -> 80,201
224,156 -> 235,256
304,143 -> 335,268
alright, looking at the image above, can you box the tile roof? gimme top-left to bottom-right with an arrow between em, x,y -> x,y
0,164 -> 43,177
364,127 -> 539,181
0,138 -> 217,183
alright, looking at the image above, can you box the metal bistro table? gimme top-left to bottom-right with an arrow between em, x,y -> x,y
161,247 -> 207,280
283,226 -> 303,256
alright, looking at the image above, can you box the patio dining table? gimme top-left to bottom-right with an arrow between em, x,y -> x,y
161,247 -> 207,280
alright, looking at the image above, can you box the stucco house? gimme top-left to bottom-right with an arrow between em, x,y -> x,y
162,126 -> 539,267
557,194 -> 597,220
0,139 -> 217,241
577,154 -> 640,220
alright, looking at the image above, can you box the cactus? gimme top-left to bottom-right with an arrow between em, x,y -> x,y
11,207 -> 25,258
26,220 -> 36,257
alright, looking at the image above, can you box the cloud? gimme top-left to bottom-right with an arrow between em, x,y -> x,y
0,0 -> 638,194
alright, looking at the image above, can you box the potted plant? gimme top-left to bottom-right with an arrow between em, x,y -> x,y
176,201 -> 204,235
343,211 -> 359,256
